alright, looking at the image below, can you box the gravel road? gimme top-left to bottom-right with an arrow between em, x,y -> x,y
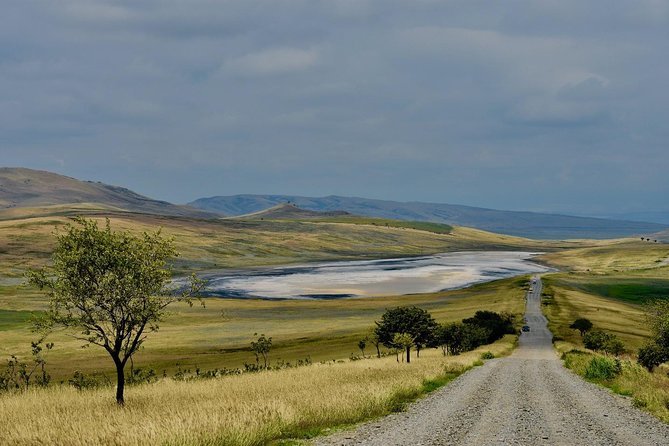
315,276 -> 669,446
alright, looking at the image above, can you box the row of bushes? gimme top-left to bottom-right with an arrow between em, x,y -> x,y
364,307 -> 516,363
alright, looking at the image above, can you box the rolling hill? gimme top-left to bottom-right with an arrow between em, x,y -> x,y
236,203 -> 351,220
0,167 -> 214,218
189,194 -> 667,240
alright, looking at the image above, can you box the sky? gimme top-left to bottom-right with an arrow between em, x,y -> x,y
1,0 -> 668,214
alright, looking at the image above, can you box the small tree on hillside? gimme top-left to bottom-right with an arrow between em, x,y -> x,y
27,218 -> 203,405
637,300 -> 669,370
367,329 -> 382,358
569,318 -> 593,336
392,333 -> 414,363
357,339 -> 367,357
375,306 -> 438,363
251,333 -> 272,368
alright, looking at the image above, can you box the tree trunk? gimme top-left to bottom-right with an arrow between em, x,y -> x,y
376,344 -> 380,358
416,346 -> 421,358
115,359 -> 125,405
406,346 -> 411,363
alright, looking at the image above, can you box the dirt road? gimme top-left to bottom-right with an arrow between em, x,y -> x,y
315,276 -> 669,445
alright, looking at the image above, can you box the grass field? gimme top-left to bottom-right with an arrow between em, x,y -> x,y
0,275 -> 527,381
537,239 -> 669,350
0,335 -> 516,446
0,208 -> 571,278
0,206 -> 552,380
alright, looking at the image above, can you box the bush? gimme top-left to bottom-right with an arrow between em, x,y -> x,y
583,330 -> 625,355
480,351 -> 495,360
569,318 -> 593,336
637,343 -> 669,371
462,311 -> 515,344
68,371 -> 99,391
584,356 -> 622,381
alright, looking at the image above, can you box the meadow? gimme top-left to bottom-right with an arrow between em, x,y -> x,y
0,275 -> 527,381
0,336 -> 516,446
537,240 -> 669,422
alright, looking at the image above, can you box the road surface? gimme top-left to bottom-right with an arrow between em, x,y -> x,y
315,276 -> 669,445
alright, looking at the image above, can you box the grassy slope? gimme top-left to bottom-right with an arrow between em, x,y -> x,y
538,240 -> 669,350
0,276 -> 527,381
0,336 -> 516,446
539,241 -> 669,422
0,208 -> 570,278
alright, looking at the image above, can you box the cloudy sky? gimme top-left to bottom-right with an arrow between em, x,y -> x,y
1,1 -> 667,214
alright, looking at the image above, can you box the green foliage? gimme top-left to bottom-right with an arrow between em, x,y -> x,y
583,330 -> 625,355
434,322 -> 490,356
375,306 -> 438,363
569,318 -> 593,336
584,356 -> 622,381
68,370 -> 99,391
646,300 -> 669,349
26,217 -> 203,404
251,333 -> 273,368
0,338 -> 53,392
462,311 -> 515,344
480,351 -> 495,360
579,280 -> 669,304
637,343 -> 669,371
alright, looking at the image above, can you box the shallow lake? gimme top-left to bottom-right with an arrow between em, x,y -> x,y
199,251 -> 550,300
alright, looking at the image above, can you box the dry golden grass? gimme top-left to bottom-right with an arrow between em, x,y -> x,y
543,277 -> 651,350
538,240 -> 669,273
0,337 -> 515,446
557,343 -> 669,423
0,276 -> 527,380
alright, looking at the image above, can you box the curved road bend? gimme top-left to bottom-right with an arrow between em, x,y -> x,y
315,276 -> 669,446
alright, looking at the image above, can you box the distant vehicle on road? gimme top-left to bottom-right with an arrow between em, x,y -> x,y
522,325 -> 531,332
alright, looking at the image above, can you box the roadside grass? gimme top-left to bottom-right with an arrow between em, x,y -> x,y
0,276 -> 527,381
542,275 -> 652,350
540,241 -> 669,423
0,336 -> 516,446
559,346 -> 669,423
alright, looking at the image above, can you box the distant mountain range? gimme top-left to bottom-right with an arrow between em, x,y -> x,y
189,194 -> 668,240
0,167 -> 213,218
2,168 -> 666,240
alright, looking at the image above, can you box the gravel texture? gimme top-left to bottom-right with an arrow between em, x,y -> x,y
314,276 -> 669,446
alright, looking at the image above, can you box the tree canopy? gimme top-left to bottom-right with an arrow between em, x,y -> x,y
375,306 -> 438,363
27,217 -> 202,404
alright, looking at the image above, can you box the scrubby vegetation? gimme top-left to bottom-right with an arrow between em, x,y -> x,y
560,347 -> 669,422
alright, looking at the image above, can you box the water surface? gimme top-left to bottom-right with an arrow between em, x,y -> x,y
200,251 -> 549,300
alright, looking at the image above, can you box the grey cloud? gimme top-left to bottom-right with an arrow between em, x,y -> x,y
0,1 -> 667,215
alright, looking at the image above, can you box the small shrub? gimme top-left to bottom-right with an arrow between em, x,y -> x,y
637,343 -> 669,371
632,397 -> 648,408
583,330 -> 625,355
126,367 -> 157,385
480,351 -> 495,360
68,371 -> 99,390
584,356 -> 622,381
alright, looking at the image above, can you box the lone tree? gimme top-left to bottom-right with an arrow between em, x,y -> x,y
251,333 -> 272,368
569,318 -> 593,336
375,306 -> 437,363
357,339 -> 367,357
27,218 -> 202,405
638,300 -> 669,371
366,328 -> 382,358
